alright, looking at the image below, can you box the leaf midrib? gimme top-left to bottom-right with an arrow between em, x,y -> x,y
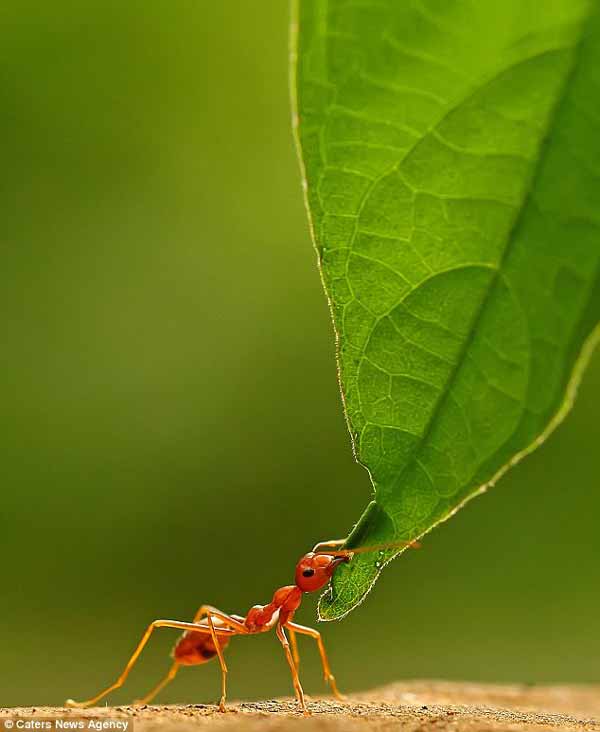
364,15 -> 592,515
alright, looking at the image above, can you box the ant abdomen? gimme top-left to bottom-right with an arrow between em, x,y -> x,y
172,619 -> 230,666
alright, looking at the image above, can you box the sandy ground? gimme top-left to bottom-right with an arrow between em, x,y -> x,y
2,681 -> 600,731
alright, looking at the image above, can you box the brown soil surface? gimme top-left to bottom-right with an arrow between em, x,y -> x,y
3,681 -> 600,731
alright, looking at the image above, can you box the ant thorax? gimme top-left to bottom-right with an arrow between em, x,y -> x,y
245,586 -> 302,632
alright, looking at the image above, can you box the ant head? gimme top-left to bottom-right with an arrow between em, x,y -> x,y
294,552 -> 349,593
295,539 -> 422,593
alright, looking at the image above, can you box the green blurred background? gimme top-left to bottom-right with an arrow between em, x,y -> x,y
2,1 -> 599,707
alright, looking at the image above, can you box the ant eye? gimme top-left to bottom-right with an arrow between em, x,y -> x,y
302,568 -> 315,578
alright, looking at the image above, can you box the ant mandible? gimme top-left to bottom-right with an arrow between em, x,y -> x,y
66,538 -> 418,714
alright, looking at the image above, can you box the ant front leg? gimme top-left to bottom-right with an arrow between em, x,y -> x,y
65,620 -> 235,709
312,538 -> 347,553
286,621 -> 344,700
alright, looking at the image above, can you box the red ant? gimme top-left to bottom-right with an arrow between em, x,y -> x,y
65,538 -> 418,714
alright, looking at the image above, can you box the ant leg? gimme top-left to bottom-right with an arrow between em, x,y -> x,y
65,620 -> 235,709
206,614 -> 228,712
134,662 -> 180,705
192,605 -> 248,633
275,624 -> 308,715
286,621 -> 344,700
289,628 -> 300,668
312,539 -> 346,553
133,604 -> 243,707
188,606 -> 245,711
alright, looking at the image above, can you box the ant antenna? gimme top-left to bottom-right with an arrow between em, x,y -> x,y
314,539 -> 421,557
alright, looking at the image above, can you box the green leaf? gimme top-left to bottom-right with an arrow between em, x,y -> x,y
292,0 -> 600,620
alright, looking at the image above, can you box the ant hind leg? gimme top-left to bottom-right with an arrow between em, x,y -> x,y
192,605 -> 247,633
134,662 -> 180,705
65,619 -> 234,709
129,604 -> 243,707
205,614 -> 228,712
